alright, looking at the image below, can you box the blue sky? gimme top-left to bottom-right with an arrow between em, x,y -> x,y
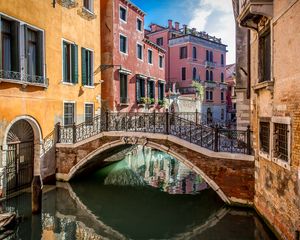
131,0 -> 236,64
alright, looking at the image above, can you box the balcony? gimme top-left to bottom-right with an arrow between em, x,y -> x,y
0,70 -> 48,88
56,0 -> 77,8
219,82 -> 228,90
204,61 -> 216,69
204,81 -> 217,89
238,0 -> 273,30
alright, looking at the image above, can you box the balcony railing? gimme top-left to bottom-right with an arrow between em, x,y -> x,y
0,70 -> 48,88
204,81 -> 217,89
204,61 -> 216,69
219,82 -> 228,90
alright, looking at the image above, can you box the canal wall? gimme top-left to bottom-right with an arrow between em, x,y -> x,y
56,132 -> 255,206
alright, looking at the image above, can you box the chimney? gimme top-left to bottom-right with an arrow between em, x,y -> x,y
175,22 -> 180,31
150,24 -> 156,32
183,24 -> 187,34
168,19 -> 173,30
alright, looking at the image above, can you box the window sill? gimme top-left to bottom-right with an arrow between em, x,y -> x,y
253,80 -> 274,93
79,7 -> 97,20
83,85 -> 95,89
259,152 -> 291,170
62,81 -> 76,86
120,103 -> 130,106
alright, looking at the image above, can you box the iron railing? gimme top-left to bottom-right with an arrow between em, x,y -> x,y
57,111 -> 252,155
0,70 -> 48,87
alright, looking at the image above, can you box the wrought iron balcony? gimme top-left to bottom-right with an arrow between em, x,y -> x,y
56,0 -> 77,8
219,82 -> 228,90
204,81 -> 217,89
204,61 -> 216,69
238,0 -> 273,30
0,70 -> 48,88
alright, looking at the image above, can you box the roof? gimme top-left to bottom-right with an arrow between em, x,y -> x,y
121,0 -> 146,16
143,38 -> 166,53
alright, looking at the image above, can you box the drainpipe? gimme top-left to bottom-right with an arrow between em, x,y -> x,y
247,29 -> 251,99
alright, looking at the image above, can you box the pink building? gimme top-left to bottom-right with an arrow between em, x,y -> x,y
101,0 -> 166,112
146,20 -> 228,121
225,64 -> 236,122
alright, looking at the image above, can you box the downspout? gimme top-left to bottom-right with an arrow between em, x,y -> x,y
247,29 -> 251,99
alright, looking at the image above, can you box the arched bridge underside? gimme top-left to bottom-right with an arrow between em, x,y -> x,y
56,131 -> 255,206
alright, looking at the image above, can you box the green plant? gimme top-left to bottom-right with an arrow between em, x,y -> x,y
139,97 -> 147,104
158,99 -> 165,106
191,81 -> 205,101
150,98 -> 155,104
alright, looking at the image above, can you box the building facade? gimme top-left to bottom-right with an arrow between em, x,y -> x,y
237,0 -> 300,239
0,0 -> 101,195
147,20 -> 228,121
100,0 -> 166,112
225,63 -> 236,123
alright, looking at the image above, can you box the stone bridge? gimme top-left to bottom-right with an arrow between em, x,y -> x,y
55,112 -> 254,207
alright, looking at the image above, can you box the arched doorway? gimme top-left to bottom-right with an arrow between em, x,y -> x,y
5,120 -> 34,194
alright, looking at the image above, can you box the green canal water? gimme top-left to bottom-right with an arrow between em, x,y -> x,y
2,147 -> 276,240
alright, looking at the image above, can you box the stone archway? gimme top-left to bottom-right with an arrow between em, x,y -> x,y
2,116 -> 42,196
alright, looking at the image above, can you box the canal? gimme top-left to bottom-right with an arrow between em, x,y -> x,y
2,146 -> 276,239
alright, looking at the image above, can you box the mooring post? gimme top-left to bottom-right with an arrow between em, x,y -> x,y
31,175 -> 42,214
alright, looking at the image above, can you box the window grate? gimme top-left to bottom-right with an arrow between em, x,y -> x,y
273,123 -> 288,162
259,122 -> 270,154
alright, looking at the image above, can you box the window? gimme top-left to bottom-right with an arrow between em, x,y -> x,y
181,67 -> 186,80
206,90 -> 213,101
180,46 -> 187,59
221,54 -> 224,66
206,50 -> 209,61
259,121 -> 270,154
120,73 -> 128,104
193,68 -> 197,80
119,6 -> 127,22
209,51 -> 213,62
273,123 -> 289,162
158,82 -> 165,101
63,41 -> 78,84
137,18 -> 142,31
81,48 -> 93,86
221,72 -> 224,82
193,47 -> 197,59
159,55 -> 163,68
85,103 -> 94,123
147,80 -> 155,101
206,70 -> 209,81
221,109 -> 224,120
64,102 -> 75,126
210,71 -> 213,81
156,37 -> 163,46
148,49 -> 153,64
120,34 -> 127,53
221,91 -> 224,101
137,43 -> 143,60
259,29 -> 271,82
84,0 -> 93,12
136,78 -> 145,103
1,18 -> 20,73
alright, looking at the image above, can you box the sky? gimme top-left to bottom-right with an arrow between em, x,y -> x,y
130,0 -> 236,64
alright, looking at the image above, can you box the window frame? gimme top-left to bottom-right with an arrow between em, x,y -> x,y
120,73 -> 128,104
156,37 -> 163,46
83,0 -> 94,13
136,42 -> 143,61
259,27 -> 271,83
192,46 -> 197,60
148,49 -> 153,65
63,101 -> 76,126
119,5 -> 127,23
84,102 -> 94,123
179,46 -> 187,59
136,17 -> 143,32
259,119 -> 271,159
159,55 -> 163,69
82,47 -> 94,87
181,67 -> 186,81
119,33 -> 128,54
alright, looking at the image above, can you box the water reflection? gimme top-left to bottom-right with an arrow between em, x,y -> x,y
2,146 -> 277,240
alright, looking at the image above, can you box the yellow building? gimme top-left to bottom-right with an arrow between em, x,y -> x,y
0,0 -> 101,195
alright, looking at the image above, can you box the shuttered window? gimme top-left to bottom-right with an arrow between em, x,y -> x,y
64,102 -> 75,126
158,82 -> 165,101
147,80 -> 155,100
136,78 -> 145,103
85,103 -> 94,123
120,35 -> 127,53
63,41 -> 78,84
148,49 -> 153,64
81,48 -> 93,86
137,43 -> 143,60
120,73 -> 128,103
159,56 -> 163,68
259,29 -> 271,82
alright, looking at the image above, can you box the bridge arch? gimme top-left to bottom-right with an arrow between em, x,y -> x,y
60,137 -> 230,204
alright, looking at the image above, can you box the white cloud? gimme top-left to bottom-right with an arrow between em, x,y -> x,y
188,0 -> 236,64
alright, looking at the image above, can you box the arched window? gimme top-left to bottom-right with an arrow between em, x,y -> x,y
221,54 -> 224,66
221,72 -> 224,82
210,51 -> 213,62
193,68 -> 197,80
210,71 -> 213,81
206,50 -> 209,61
193,47 -> 197,59
206,70 -> 209,81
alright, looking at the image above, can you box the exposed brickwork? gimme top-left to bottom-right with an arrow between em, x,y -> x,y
56,135 -> 254,205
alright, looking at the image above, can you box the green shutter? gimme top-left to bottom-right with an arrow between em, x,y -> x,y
11,22 -> 20,72
136,78 -> 141,103
63,42 -> 67,82
141,79 -> 145,98
72,44 -> 78,84
81,48 -> 87,85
